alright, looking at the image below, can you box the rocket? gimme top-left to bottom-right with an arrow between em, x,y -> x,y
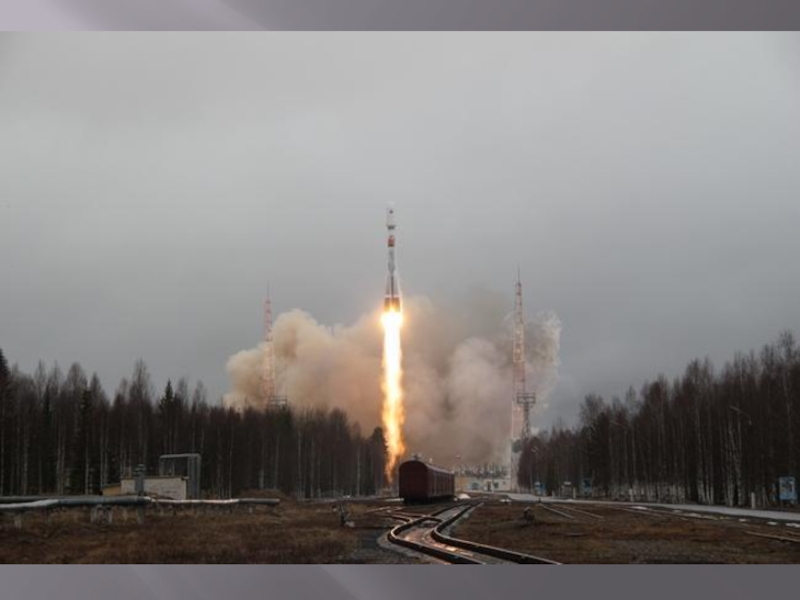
384,203 -> 401,312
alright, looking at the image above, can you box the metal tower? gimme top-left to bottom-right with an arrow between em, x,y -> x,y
511,270 -> 535,488
263,289 -> 287,410
517,392 -> 536,441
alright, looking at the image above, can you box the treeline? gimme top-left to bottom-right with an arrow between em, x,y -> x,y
518,331 -> 800,507
0,351 -> 387,498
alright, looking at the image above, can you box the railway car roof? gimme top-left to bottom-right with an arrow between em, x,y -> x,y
399,459 -> 454,476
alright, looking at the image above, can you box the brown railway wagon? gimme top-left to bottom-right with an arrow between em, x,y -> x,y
399,459 -> 455,503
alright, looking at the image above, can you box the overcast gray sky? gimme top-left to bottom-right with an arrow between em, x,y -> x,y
1,33 -> 799,428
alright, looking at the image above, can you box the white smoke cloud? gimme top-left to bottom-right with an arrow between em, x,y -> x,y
223,294 -> 561,467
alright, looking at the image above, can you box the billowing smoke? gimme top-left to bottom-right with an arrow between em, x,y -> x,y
223,308 -> 382,428
223,293 -> 561,467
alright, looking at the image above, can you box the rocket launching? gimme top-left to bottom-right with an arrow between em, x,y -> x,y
381,203 -> 405,482
384,204 -> 401,312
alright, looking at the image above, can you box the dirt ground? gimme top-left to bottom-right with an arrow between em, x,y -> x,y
9,496 -> 796,564
0,499 -> 411,564
451,501 -> 800,564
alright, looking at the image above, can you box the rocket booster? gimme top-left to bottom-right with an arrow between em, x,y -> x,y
384,204 -> 401,312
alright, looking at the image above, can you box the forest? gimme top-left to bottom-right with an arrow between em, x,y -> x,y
0,351 -> 387,499
518,331 -> 800,507
3,330 -> 799,507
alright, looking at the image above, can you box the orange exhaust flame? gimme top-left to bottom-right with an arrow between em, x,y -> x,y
381,308 -> 405,482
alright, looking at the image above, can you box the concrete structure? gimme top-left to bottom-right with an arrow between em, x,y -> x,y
120,476 -> 188,500
101,454 -> 201,500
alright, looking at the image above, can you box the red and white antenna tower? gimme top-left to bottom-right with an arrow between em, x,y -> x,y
262,288 -> 287,410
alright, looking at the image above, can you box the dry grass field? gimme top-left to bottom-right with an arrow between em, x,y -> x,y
0,498 -> 409,564
451,502 -> 800,564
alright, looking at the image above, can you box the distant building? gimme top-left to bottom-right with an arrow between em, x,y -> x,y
456,475 -> 511,493
100,453 -> 202,500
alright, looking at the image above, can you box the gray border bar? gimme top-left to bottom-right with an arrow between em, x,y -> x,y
0,565 -> 791,598
2,0 -> 800,30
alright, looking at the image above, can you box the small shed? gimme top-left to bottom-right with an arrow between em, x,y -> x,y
120,476 -> 188,500
158,453 -> 202,499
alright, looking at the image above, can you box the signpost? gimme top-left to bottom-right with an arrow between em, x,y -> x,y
778,476 -> 797,504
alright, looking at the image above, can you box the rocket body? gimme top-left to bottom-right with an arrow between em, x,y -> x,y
384,204 -> 401,312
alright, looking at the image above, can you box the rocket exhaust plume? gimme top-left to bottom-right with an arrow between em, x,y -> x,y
382,203 -> 405,481
381,308 -> 404,481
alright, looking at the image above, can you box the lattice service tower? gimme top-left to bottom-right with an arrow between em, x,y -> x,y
511,270 -> 536,490
263,290 -> 288,410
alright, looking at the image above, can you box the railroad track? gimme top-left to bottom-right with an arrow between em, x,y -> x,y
538,504 -> 577,520
745,530 -> 800,545
549,503 -> 604,521
387,502 -> 560,565
634,506 -> 800,540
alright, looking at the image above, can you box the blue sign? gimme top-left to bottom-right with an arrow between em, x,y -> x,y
778,476 -> 797,502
